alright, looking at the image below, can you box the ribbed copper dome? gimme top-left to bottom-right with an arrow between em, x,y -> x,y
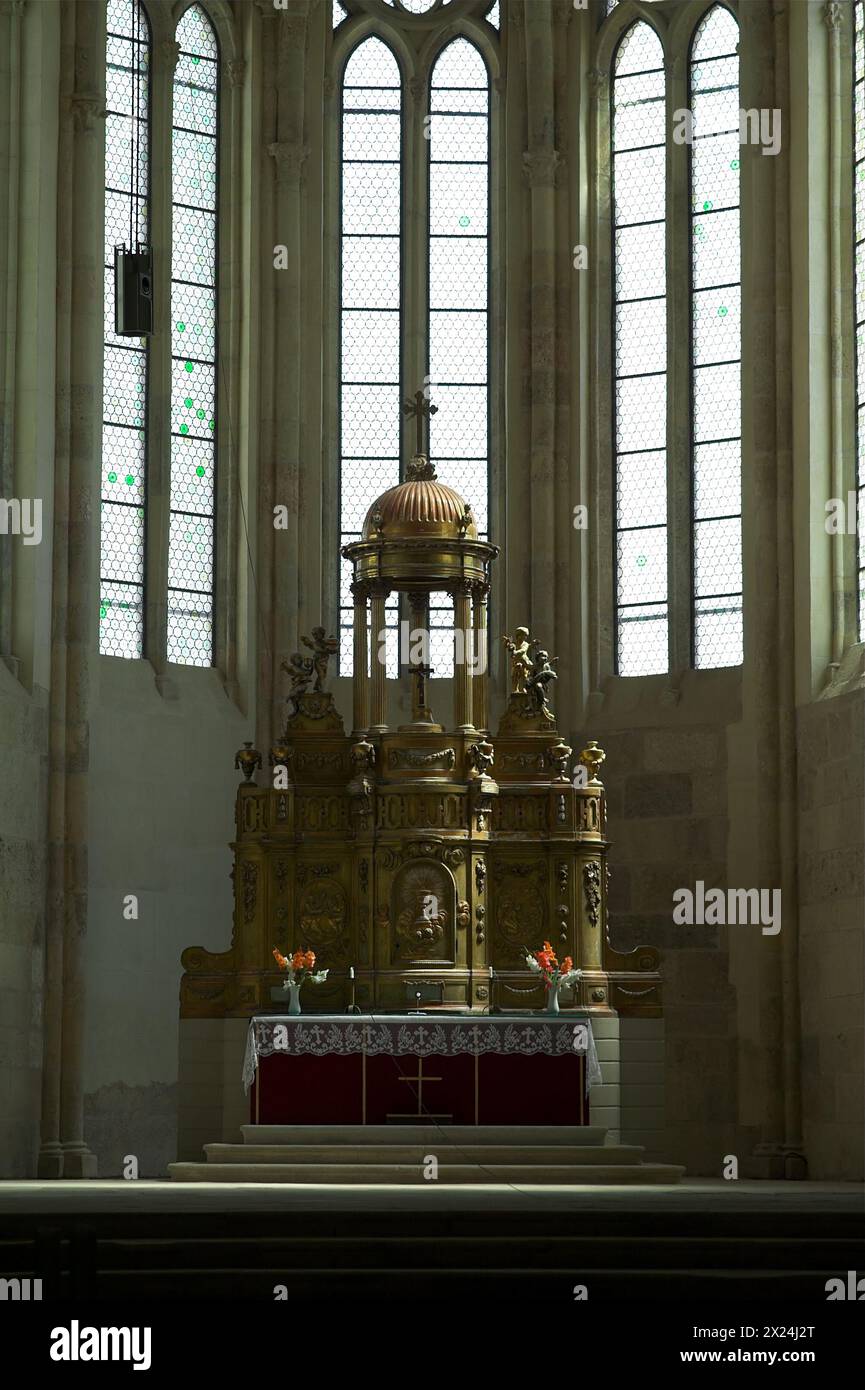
362,456 -> 477,541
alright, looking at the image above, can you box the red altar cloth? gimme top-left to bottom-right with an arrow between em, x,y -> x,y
245,1015 -> 597,1126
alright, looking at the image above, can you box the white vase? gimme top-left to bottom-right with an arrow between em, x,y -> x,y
286,981 -> 302,1016
546,981 -> 560,1015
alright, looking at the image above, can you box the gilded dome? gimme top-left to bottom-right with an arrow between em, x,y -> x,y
361,456 -> 477,541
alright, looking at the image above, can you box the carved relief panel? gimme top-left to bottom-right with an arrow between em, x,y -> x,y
390,858 -> 456,967
489,858 -> 547,970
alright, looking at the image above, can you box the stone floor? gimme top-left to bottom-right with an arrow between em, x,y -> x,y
0,1177 -> 861,1214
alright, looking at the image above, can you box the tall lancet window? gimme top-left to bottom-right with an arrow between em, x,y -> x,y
101,0 -> 151,657
338,38 -> 402,675
168,5 -> 219,666
427,38 -> 490,678
611,21 -> 668,675
689,4 -> 742,668
855,0 -> 865,636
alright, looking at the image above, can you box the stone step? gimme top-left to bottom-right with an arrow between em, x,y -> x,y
205,1143 -> 646,1166
241,1124 -> 609,1147
168,1161 -> 686,1185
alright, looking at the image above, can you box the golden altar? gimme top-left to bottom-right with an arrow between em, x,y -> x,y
179,456 -> 661,1020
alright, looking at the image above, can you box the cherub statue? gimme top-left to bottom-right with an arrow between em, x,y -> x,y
525,646 -> 558,716
467,737 -> 495,779
301,625 -> 339,692
281,651 -> 314,715
502,626 -> 533,694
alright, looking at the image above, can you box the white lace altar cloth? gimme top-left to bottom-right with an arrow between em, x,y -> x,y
242,1014 -> 602,1094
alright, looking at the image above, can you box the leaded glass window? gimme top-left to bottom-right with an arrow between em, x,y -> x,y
427,38 -> 490,678
101,0 -> 151,657
333,0 -> 348,26
339,38 -> 402,676
611,21 -> 668,675
690,4 -> 742,668
168,5 -> 219,666
855,0 -> 865,636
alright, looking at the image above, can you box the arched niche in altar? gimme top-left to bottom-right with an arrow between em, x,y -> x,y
391,857 -> 457,967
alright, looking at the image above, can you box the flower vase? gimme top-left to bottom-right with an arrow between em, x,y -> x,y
546,981 -> 560,1016
286,981 -> 302,1016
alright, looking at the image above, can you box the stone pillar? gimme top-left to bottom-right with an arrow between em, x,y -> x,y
41,0 -> 105,1178
369,583 -> 389,731
351,582 -> 369,734
472,583 -> 489,733
451,581 -> 473,731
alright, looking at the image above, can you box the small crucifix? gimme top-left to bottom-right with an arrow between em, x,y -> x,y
411,661 -> 435,724
403,389 -> 438,457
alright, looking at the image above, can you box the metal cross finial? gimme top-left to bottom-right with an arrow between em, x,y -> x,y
403,389 -> 438,456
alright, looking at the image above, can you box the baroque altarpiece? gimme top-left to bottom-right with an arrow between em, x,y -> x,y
180,457 -> 661,1020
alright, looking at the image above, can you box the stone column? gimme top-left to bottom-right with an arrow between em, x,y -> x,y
522,0 -> 559,642
41,0 -> 105,1178
369,582 -> 389,731
471,583 -> 489,733
351,582 -> 369,734
451,581 -> 474,732
261,0 -> 310,749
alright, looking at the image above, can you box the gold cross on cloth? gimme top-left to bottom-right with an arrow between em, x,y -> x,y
397,1056 -> 442,1117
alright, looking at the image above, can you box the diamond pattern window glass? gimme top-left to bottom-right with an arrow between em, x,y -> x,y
339,38 -> 402,675
101,0 -> 150,657
855,0 -> 865,636
427,38 -> 489,679
690,5 -> 742,668
612,21 -> 668,674
168,5 -> 219,666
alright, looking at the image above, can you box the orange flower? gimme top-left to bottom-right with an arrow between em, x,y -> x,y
272,947 -> 289,970
304,950 -> 316,969
561,956 -> 573,975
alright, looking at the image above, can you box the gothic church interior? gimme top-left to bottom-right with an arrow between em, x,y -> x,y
0,0 -> 863,1313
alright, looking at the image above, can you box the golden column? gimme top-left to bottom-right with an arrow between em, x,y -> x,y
451,580 -> 474,731
369,581 -> 390,731
351,582 -> 369,734
471,582 -> 489,733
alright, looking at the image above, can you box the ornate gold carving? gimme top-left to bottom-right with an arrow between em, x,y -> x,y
275,860 -> 290,894
392,859 -> 454,963
298,796 -> 350,832
296,863 -> 338,885
299,880 -> 347,953
557,861 -> 569,892
493,797 -> 547,832
388,747 -> 456,771
475,858 -> 486,895
578,740 -> 606,782
584,862 -> 601,930
457,900 -> 471,930
241,862 -> 258,924
467,738 -> 495,777
375,792 -> 466,831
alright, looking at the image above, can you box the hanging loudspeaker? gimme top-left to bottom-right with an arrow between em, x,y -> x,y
114,245 -> 153,337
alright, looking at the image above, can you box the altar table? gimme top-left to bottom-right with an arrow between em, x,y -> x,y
244,1015 -> 602,1127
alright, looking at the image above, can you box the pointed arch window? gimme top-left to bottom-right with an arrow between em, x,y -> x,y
168,4 -> 219,666
100,0 -> 151,657
689,3 -> 742,668
338,36 -> 403,675
427,37 -> 490,677
611,20 -> 668,675
336,24 -> 492,678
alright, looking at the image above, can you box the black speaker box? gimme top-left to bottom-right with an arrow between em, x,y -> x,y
114,246 -> 153,337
